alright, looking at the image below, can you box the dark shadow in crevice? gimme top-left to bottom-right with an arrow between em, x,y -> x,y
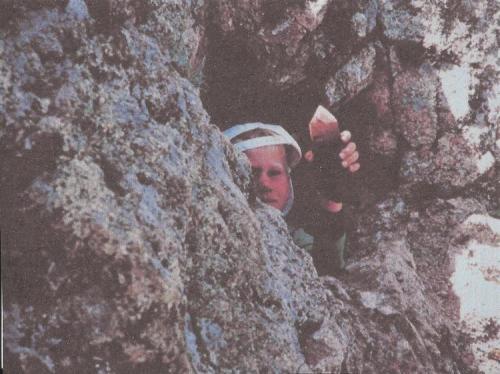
201,31 -> 324,135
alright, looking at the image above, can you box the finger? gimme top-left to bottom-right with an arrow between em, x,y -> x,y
343,151 -> 359,166
325,201 -> 343,213
304,150 -> 314,162
339,142 -> 356,159
318,196 -> 343,213
340,130 -> 351,143
348,163 -> 360,173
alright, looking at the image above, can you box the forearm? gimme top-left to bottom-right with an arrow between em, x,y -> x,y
308,208 -> 347,274
312,232 -> 347,275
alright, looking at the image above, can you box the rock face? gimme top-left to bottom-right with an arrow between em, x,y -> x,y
2,0 -> 499,373
392,65 -> 438,148
325,43 -> 377,110
450,213 -> 500,374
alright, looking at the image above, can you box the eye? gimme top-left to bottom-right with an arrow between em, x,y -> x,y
268,168 -> 283,177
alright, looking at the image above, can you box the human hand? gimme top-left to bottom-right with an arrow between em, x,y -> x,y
304,130 -> 360,172
338,130 -> 360,173
304,130 -> 360,213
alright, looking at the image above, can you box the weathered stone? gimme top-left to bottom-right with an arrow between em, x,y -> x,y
2,2 -> 229,372
351,12 -> 368,38
377,0 -> 473,48
434,134 -> 494,188
325,44 -> 376,109
436,83 -> 459,133
350,0 -> 378,40
400,130 -> 495,194
208,0 -> 331,89
2,0 -> 499,373
350,195 -> 479,372
388,45 -> 403,75
399,146 -> 435,187
369,127 -> 398,156
495,125 -> 500,163
392,65 -> 438,148
365,68 -> 399,156
366,69 -> 393,124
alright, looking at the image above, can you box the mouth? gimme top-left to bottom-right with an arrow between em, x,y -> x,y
260,196 -> 277,204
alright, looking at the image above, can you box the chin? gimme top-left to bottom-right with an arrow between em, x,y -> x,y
271,202 -> 286,211
260,197 -> 285,211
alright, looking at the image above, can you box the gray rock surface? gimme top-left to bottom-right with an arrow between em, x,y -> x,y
2,0 -> 499,373
400,132 -> 496,194
392,65 -> 439,148
325,44 -> 377,110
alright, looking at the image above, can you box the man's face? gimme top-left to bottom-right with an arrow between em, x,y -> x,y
244,145 -> 291,211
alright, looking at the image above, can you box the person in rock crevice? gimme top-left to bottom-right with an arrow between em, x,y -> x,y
223,121 -> 359,274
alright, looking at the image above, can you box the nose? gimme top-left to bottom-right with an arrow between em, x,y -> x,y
257,174 -> 272,192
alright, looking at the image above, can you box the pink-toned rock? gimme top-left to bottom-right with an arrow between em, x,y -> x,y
369,127 -> 398,156
392,66 -> 438,148
366,69 -> 393,125
400,132 -> 495,193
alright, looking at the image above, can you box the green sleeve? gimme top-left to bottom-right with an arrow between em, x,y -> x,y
290,225 -> 347,274
312,231 -> 346,274
291,227 -> 315,253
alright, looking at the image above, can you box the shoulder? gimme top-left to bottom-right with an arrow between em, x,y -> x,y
289,225 -> 315,252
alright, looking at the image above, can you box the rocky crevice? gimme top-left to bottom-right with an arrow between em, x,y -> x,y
2,0 -> 499,372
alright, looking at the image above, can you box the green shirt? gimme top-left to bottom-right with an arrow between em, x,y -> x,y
289,224 -> 347,274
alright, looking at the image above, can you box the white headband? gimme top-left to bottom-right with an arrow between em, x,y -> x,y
223,122 -> 302,168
